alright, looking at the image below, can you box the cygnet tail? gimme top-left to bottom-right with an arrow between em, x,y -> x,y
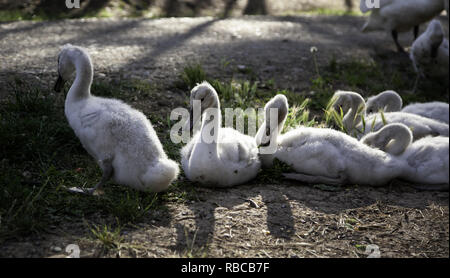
141,159 -> 180,192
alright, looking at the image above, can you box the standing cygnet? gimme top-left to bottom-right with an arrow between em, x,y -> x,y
180,81 -> 261,187
360,0 -> 446,52
329,90 -> 449,140
257,94 -> 406,186
365,90 -> 449,124
410,19 -> 449,84
54,44 -> 179,194
361,123 -> 449,189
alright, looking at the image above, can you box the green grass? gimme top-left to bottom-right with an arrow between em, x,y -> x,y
180,59 -> 447,136
0,78 -> 189,242
326,59 -> 389,93
211,79 -> 260,109
0,10 -> 29,22
254,159 -> 295,184
181,227 -> 209,258
180,63 -> 208,90
91,78 -> 156,100
90,222 -> 123,250
0,9 -> 73,22
282,98 -> 318,132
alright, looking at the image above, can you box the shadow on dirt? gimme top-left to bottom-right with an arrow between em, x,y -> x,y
171,179 -> 448,253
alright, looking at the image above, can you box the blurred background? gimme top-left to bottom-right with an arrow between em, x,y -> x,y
0,0 -> 361,20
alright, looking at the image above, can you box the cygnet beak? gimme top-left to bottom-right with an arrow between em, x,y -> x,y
54,75 -> 65,92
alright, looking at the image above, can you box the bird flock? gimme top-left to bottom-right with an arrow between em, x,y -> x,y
360,0 -> 449,90
52,1 -> 449,195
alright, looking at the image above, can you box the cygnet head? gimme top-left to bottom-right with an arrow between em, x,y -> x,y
54,44 -> 92,92
330,90 -> 365,115
360,123 -> 413,155
329,90 -> 365,132
365,90 -> 402,114
188,81 -> 219,132
256,94 -> 289,147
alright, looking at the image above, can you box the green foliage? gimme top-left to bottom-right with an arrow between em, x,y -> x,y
283,99 -> 318,132
254,159 -> 295,184
325,108 -> 347,133
105,191 -> 159,224
0,79 -> 170,241
211,79 -> 259,109
181,63 -> 208,90
90,222 -> 123,250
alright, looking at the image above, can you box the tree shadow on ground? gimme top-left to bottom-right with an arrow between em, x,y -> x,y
171,183 -> 296,255
171,179 -> 448,255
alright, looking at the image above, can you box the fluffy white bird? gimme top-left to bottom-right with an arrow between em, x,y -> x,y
54,44 -> 179,194
330,90 -> 449,140
360,0 -> 446,52
410,19 -> 449,84
363,112 -> 449,140
329,90 -> 366,133
360,123 -> 413,155
365,90 -> 449,124
365,90 -> 403,113
361,123 -> 449,188
181,81 -> 261,187
257,94 -> 406,186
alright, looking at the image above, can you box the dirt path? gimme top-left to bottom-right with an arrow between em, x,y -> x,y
1,15 -> 439,90
0,15 -> 448,258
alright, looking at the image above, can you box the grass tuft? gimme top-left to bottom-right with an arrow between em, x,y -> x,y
90,222 -> 123,250
181,63 -> 208,90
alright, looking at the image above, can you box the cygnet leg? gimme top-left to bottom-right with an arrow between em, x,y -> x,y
391,30 -> 405,53
87,158 -> 113,195
412,74 -> 420,94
